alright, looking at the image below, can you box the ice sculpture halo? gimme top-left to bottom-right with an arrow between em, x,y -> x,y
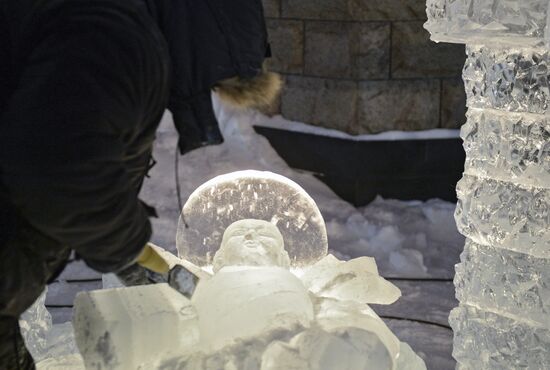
177,170 -> 328,267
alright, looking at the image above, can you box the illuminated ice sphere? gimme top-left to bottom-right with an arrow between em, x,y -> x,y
177,170 -> 328,267
73,284 -> 199,370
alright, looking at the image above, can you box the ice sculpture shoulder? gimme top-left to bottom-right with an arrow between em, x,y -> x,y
177,170 -> 328,267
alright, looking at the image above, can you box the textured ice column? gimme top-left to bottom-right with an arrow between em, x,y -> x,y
425,0 -> 550,47
73,284 -> 199,369
426,2 -> 550,369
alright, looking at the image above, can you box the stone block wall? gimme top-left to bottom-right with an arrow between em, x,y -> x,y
263,0 -> 467,134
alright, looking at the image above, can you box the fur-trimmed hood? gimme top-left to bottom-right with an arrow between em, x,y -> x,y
145,0 -> 278,154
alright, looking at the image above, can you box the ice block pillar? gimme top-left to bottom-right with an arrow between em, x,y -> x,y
425,1 -> 550,368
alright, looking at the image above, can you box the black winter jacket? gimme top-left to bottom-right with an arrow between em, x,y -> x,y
0,0 -> 270,276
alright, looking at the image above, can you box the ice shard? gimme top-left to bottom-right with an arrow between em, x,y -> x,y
73,284 -> 199,369
19,289 -> 52,362
426,1 -> 550,368
301,255 -> 401,305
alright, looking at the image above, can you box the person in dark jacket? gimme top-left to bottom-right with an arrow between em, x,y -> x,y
0,0 -> 281,368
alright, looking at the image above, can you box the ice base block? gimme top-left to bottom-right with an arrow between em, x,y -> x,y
73,283 -> 199,369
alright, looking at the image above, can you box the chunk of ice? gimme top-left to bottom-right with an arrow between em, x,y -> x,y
261,327 -> 393,370
20,289 -> 52,362
301,256 -> 401,305
192,266 -> 314,352
73,284 -> 199,369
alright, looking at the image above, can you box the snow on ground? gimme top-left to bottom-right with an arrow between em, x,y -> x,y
141,95 -> 464,279
257,113 -> 460,141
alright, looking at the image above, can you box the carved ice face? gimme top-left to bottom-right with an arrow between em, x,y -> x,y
212,219 -> 291,272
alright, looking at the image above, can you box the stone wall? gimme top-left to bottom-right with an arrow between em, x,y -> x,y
263,0 -> 467,134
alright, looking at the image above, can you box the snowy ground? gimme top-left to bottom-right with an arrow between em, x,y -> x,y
44,97 -> 463,369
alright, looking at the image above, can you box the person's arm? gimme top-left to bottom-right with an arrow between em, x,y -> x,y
0,3 -> 167,272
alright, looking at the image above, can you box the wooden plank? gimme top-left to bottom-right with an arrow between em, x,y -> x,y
385,318 -> 455,370
372,280 -> 457,327
57,260 -> 102,281
45,280 -> 102,307
47,307 -> 74,325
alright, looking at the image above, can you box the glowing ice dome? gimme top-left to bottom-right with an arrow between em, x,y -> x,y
177,170 -> 328,267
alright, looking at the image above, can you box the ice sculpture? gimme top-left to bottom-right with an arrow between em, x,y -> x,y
73,171 -> 426,369
177,170 -> 328,267
171,218 -> 423,369
426,2 -> 550,368
212,219 -> 291,272
73,284 -> 199,369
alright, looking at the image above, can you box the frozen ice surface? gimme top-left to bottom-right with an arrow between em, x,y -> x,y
73,283 -> 199,369
455,239 -> 550,326
462,108 -> 550,187
177,170 -> 328,268
450,304 -> 550,369
212,219 -> 291,272
464,45 -> 550,114
456,174 -> 550,258
260,327 -> 393,370
425,0 -> 550,46
192,266 -> 314,352
20,289 -> 52,362
301,255 -> 401,305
